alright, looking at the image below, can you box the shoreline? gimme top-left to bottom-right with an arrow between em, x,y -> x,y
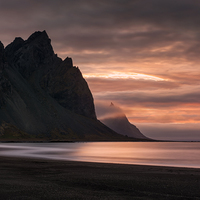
0,138 -> 200,143
0,138 -> 154,143
0,139 -> 200,143
0,156 -> 200,199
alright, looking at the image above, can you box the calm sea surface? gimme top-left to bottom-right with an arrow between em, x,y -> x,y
0,142 -> 200,168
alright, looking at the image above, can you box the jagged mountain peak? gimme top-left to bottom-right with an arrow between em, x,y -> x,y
5,30 -> 56,80
12,37 -> 24,45
61,57 -> 73,68
24,30 -> 54,56
27,30 -> 49,43
5,37 -> 24,59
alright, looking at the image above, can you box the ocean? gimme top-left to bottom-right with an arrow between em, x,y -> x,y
0,142 -> 200,168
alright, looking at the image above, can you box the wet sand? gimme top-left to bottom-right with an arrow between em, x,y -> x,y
0,156 -> 200,200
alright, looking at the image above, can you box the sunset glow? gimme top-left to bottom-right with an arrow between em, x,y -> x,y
84,72 -> 165,81
1,0 -> 200,140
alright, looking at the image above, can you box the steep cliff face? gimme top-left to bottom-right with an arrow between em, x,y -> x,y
4,31 -> 96,119
40,57 -> 96,119
0,31 -> 125,141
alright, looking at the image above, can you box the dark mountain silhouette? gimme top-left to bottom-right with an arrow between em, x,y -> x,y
0,31 -> 127,141
100,103 -> 149,140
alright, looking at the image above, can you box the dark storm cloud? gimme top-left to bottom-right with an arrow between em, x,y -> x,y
1,0 -> 200,103
86,78 -> 179,93
86,71 -> 200,95
160,72 -> 200,85
1,0 -> 200,63
94,89 -> 200,108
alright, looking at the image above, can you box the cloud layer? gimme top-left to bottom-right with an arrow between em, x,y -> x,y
1,0 -> 200,140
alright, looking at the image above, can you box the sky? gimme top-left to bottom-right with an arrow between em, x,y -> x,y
0,0 -> 200,140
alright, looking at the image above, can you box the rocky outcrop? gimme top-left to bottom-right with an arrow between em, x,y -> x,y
40,57 -> 96,119
4,31 -> 96,119
100,103 -> 149,140
0,31 -> 126,141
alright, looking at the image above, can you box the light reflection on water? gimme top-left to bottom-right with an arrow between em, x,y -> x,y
0,142 -> 200,168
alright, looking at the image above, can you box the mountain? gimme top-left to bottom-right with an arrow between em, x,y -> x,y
0,31 -> 127,141
100,103 -> 149,140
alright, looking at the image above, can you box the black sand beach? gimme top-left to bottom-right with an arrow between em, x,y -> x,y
0,156 -> 200,200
